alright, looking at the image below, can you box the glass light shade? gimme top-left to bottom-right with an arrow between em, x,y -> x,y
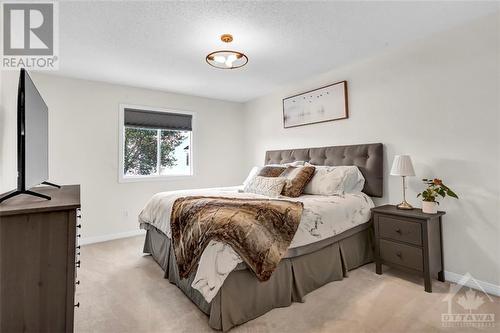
390,155 -> 415,176
225,54 -> 237,67
206,50 -> 248,69
213,55 -> 226,63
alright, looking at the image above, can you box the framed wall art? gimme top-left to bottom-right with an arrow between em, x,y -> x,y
282,80 -> 348,128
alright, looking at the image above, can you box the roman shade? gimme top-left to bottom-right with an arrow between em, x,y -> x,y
124,108 -> 192,131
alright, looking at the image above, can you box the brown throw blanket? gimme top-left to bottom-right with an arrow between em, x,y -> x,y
170,196 -> 303,281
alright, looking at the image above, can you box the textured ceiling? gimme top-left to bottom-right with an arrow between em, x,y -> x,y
56,1 -> 499,102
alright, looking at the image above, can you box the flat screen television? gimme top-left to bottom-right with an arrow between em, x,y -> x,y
0,69 -> 59,204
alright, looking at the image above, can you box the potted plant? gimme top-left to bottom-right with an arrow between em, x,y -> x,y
417,178 -> 458,214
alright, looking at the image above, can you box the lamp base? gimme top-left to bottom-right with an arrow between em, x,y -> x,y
397,200 -> 414,210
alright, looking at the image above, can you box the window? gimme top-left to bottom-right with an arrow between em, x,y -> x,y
119,105 -> 193,181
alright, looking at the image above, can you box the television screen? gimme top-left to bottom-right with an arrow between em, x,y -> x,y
19,69 -> 49,190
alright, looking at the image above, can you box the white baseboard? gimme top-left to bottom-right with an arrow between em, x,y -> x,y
445,270 -> 500,297
79,229 -> 146,245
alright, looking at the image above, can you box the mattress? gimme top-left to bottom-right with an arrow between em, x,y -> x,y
139,186 -> 374,302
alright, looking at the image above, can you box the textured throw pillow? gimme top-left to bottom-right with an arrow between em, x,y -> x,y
258,166 -> 287,177
280,166 -> 316,197
304,164 -> 365,195
243,162 -> 305,187
243,176 -> 286,197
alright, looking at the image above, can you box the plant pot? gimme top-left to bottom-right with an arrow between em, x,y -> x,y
422,201 -> 438,214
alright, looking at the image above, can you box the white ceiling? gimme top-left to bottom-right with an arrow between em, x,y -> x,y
57,1 -> 499,102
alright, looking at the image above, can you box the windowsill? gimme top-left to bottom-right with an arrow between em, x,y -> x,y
119,174 -> 194,183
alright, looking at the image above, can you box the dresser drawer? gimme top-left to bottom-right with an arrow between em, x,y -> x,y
379,239 -> 423,271
378,215 -> 422,246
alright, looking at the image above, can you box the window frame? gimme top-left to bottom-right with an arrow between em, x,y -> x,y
118,104 -> 195,183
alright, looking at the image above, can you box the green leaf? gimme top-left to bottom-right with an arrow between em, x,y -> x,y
446,188 -> 459,199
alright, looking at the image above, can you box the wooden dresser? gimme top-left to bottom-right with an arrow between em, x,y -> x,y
372,204 -> 445,293
0,185 -> 81,332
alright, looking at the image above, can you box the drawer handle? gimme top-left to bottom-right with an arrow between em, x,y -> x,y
76,260 -> 81,268
395,228 -> 402,234
396,251 -> 402,259
75,302 -> 80,308
76,280 -> 80,285
76,245 -> 81,250
77,224 -> 82,229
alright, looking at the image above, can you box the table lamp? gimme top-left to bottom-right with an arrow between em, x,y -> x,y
390,155 -> 415,210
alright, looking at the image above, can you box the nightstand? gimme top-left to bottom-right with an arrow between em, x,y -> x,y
372,204 -> 446,292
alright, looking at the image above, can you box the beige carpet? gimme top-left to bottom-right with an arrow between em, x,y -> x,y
75,235 -> 499,333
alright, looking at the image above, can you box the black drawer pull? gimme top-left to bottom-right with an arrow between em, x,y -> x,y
75,302 -> 80,308
76,260 -> 81,268
77,224 -> 82,229
76,280 -> 80,285
77,234 -> 81,238
76,245 -> 81,249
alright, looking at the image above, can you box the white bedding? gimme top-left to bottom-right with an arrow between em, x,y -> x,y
139,186 -> 374,302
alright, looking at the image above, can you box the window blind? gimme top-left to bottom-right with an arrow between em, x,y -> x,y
124,108 -> 192,131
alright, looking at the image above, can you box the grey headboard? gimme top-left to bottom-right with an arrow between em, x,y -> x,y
264,143 -> 383,197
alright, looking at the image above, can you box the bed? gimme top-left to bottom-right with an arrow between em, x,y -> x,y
140,143 -> 383,331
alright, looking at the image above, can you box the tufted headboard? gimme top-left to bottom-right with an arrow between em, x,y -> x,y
264,143 -> 383,197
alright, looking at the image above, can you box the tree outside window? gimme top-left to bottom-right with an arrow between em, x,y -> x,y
124,127 -> 191,176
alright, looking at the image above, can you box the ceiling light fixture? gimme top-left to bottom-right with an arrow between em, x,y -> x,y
206,34 -> 248,69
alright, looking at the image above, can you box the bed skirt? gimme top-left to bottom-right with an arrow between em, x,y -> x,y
143,224 -> 374,331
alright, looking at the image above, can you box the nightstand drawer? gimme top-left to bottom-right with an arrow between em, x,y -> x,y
378,215 -> 422,246
379,239 -> 423,271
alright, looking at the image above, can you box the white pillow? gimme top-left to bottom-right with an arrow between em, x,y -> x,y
343,167 -> 365,193
243,176 -> 286,197
265,161 -> 305,167
304,164 -> 365,195
243,166 -> 261,187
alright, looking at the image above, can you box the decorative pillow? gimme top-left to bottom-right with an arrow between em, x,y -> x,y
243,176 -> 286,197
304,164 -> 365,195
280,166 -> 316,197
243,162 -> 305,187
258,166 -> 286,177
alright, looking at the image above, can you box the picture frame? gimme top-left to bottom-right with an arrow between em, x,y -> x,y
282,80 -> 348,128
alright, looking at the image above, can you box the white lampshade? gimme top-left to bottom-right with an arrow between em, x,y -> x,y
390,155 -> 415,176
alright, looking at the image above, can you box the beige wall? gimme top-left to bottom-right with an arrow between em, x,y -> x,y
0,73 -> 246,241
243,13 -> 500,286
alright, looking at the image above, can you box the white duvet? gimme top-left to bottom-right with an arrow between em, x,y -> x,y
138,186 -> 374,302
